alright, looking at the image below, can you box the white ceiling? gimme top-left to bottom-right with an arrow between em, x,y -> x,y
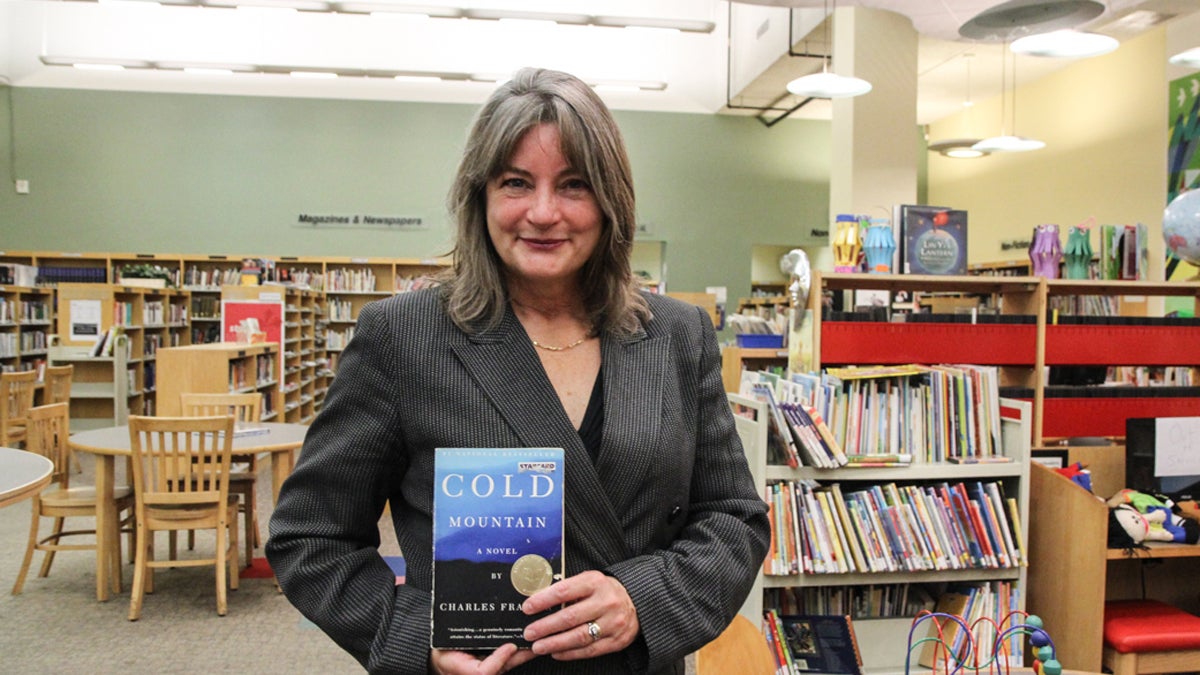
3,0 -> 1199,125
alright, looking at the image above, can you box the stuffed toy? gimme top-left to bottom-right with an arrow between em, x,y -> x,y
1107,489 -> 1200,545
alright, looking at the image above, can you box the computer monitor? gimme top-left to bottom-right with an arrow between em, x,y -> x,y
1125,417 -> 1200,502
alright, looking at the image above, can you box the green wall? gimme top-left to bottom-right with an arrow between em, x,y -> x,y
0,87 -> 831,310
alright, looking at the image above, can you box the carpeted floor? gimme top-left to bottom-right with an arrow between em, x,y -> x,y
0,450 -> 381,674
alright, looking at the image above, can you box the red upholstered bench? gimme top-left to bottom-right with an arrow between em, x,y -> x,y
1103,599 -> 1200,675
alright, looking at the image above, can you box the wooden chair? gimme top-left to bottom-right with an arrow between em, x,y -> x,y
179,392 -> 262,566
11,403 -> 134,595
1,370 -> 39,448
127,415 -> 239,620
42,365 -> 80,472
695,614 -> 777,675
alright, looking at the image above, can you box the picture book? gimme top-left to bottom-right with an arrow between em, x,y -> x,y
776,614 -> 864,675
896,205 -> 968,276
431,447 -> 564,650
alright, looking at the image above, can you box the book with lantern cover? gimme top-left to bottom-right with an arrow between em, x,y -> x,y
431,447 -> 565,650
896,205 -> 968,276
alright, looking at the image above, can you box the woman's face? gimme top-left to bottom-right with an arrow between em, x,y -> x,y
486,123 -> 602,293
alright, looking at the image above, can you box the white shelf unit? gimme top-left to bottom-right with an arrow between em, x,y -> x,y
730,393 -> 1032,675
48,338 -> 132,431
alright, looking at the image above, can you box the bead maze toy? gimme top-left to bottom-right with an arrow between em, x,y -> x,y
905,610 -> 1062,675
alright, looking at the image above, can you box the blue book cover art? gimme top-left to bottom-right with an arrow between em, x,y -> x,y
431,448 -> 564,650
899,205 -> 968,275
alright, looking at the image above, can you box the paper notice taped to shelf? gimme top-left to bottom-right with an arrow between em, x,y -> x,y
1155,417 -> 1200,477
69,299 -> 102,341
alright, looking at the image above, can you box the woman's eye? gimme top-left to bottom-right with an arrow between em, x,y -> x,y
499,177 -> 528,189
561,178 -> 591,192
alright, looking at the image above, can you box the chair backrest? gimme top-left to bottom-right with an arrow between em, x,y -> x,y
127,415 -> 235,507
179,392 -> 262,423
43,365 -> 74,405
695,614 -> 777,675
1,370 -> 39,432
25,403 -> 72,488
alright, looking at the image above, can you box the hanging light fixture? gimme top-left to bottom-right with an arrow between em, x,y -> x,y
972,43 -> 1045,153
785,0 -> 871,99
1169,47 -> 1200,69
1010,29 -> 1118,58
928,53 -> 989,159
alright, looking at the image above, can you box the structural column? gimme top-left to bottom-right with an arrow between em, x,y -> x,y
828,6 -> 919,226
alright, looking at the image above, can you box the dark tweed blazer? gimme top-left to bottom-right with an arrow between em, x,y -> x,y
266,289 -> 770,675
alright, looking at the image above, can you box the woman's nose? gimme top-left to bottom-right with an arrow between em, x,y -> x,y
527,187 -> 560,225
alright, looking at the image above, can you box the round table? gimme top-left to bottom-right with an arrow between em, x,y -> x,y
0,447 -> 53,509
69,422 -> 309,602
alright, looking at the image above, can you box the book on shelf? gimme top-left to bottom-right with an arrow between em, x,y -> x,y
765,611 -> 864,675
895,204 -> 968,276
918,582 -> 1022,669
764,478 -> 1024,576
431,447 -> 564,650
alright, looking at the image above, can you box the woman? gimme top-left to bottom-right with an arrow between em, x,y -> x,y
267,67 -> 769,675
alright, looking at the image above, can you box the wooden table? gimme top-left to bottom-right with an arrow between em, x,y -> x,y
69,422 -> 308,602
0,447 -> 53,509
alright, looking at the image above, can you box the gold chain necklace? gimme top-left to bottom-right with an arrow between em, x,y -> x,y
531,335 -> 589,352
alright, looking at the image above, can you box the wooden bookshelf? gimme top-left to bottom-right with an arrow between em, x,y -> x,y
1027,460 -> 1200,672
0,284 -> 53,383
156,342 -> 281,420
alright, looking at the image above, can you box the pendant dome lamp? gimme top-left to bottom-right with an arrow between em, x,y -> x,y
785,0 -> 871,99
972,44 -> 1045,153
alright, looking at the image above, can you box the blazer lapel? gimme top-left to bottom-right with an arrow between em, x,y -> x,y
449,309 -> 630,567
597,328 -> 666,519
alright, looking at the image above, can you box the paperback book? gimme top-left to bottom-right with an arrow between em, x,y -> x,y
431,447 -> 564,650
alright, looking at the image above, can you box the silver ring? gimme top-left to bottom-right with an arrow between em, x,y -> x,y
586,621 -> 601,642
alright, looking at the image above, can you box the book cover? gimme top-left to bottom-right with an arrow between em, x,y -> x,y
897,205 -> 968,276
917,588 -> 974,668
778,614 -> 864,675
431,447 -> 564,650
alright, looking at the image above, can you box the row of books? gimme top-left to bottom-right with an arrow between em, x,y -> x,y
916,581 -> 1023,668
0,299 -> 51,323
745,362 -> 1005,465
326,268 -> 377,293
762,611 -> 863,675
763,479 -> 1025,576
766,582 -> 935,620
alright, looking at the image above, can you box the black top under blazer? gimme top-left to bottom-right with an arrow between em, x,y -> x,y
266,288 -> 771,674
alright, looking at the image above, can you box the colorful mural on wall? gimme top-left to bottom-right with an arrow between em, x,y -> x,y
1166,71 -> 1200,312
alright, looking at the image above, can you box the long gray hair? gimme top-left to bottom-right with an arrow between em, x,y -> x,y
440,67 -> 650,337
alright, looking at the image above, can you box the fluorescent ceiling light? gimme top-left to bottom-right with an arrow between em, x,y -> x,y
464,8 -> 589,25
972,135 -> 1046,152
786,71 -> 872,99
290,70 -> 338,79
1010,30 -> 1118,58
332,3 -> 461,17
208,0 -> 330,10
1169,47 -> 1200,68
184,67 -> 235,75
591,15 -> 715,33
74,63 -> 127,71
393,75 -> 442,83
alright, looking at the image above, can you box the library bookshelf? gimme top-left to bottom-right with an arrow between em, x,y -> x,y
731,392 -> 1033,674
0,284 -> 53,384
724,272 -> 1200,447
55,283 -> 193,417
157,342 -> 282,422
47,336 -> 132,431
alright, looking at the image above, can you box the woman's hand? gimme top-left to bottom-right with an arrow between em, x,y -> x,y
520,570 -> 639,661
430,644 -> 537,675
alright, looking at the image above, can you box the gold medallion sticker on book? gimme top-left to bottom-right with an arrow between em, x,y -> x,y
510,554 -> 553,596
